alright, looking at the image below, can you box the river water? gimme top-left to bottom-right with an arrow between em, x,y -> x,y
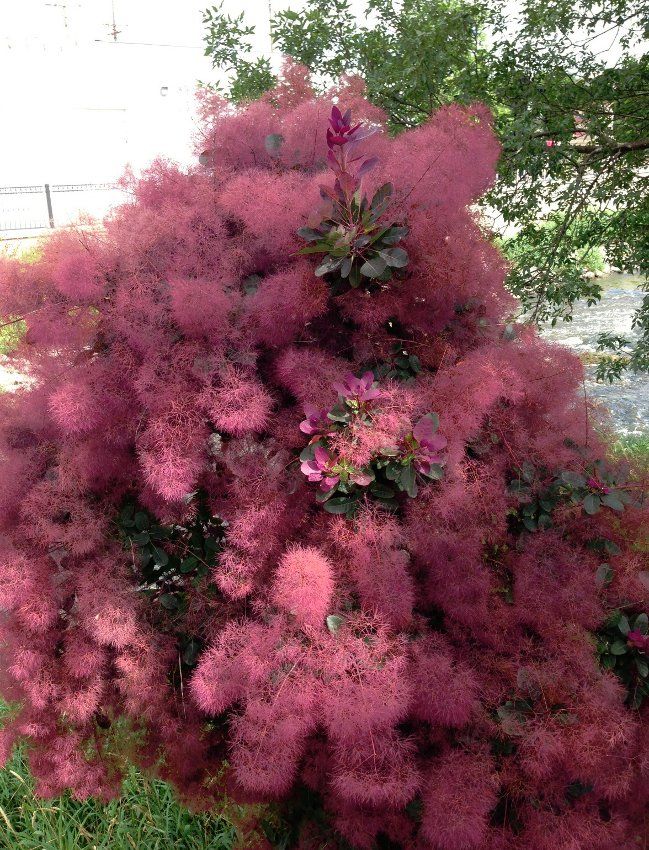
541,274 -> 648,435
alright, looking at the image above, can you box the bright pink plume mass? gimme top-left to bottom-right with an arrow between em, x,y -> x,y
0,63 -> 647,849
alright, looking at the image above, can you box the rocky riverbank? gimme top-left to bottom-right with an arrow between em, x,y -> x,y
542,273 -> 648,435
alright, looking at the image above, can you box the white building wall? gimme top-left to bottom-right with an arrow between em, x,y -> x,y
0,0 -> 276,188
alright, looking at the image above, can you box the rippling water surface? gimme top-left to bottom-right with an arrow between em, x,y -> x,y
541,274 -> 648,435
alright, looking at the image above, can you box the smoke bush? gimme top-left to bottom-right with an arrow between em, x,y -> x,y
0,64 -> 647,848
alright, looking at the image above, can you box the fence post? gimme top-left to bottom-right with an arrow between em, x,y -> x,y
44,184 -> 55,228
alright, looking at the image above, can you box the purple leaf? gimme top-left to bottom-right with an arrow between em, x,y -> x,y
356,156 -> 379,179
413,413 -> 439,443
327,149 -> 342,174
348,126 -> 378,144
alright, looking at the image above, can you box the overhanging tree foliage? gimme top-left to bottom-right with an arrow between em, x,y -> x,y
203,0 -> 649,379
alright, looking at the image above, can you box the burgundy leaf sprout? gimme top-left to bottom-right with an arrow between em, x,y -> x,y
297,106 -> 409,294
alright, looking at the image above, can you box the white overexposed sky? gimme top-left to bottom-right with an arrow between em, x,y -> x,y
0,0 -> 288,187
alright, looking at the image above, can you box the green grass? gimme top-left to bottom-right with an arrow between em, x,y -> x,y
0,240 -> 44,266
0,238 -> 41,358
0,319 -> 26,357
611,433 -> 649,468
0,747 -> 237,850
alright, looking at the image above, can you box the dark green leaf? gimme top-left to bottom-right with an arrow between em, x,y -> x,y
508,480 -> 531,495
204,536 -> 218,553
138,550 -> 152,568
381,225 -> 409,245
560,470 -> 586,488
152,547 -> 169,567
180,556 -> 198,573
323,496 -> 357,515
132,532 -> 150,545
348,263 -> 362,288
119,505 -> 135,522
604,539 -> 621,555
243,274 -> 262,294
566,781 -> 593,800
379,446 -> 400,457
422,463 -> 444,481
369,483 -> 396,499
315,256 -> 343,277
379,247 -> 408,268
617,614 -> 631,635
300,443 -> 317,462
315,491 -> 335,506
521,461 -> 536,483
634,613 -> 649,634
297,226 -> 324,242
328,403 -> 351,423
583,493 -> 601,515
385,463 -> 403,481
398,465 -> 418,498
377,267 -> 393,282
635,657 -> 649,678
370,183 -> 393,214
182,638 -> 202,666
298,244 -> 331,255
595,563 -> 614,586
601,492 -> 624,512
326,614 -> 344,634
360,254 -> 388,278
160,593 -> 180,611
264,133 -> 284,155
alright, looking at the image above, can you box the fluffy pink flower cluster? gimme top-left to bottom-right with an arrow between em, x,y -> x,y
0,62 -> 647,849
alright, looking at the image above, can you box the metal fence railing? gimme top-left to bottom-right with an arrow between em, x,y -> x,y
0,183 -> 124,235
